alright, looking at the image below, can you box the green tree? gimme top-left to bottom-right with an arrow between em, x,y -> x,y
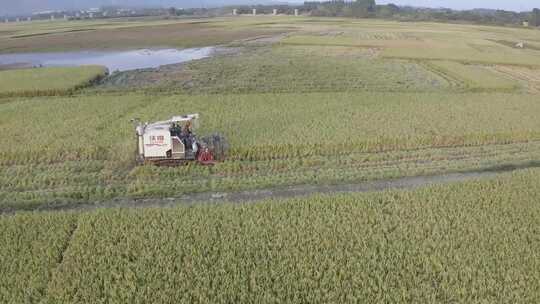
378,4 -> 399,18
347,0 -> 376,18
532,8 -> 540,26
168,7 -> 177,16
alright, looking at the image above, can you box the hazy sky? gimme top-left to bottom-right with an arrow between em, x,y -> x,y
376,0 -> 537,12
1,0 -> 538,15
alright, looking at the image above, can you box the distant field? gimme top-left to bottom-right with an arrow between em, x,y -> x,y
382,42 -> 540,66
0,66 -> 107,97
282,20 -> 540,67
92,18 -> 540,94
3,92 -> 540,209
2,168 -> 540,303
101,45 -> 450,93
493,65 -> 540,93
0,18 -> 290,53
425,61 -> 519,92
3,17 -> 538,67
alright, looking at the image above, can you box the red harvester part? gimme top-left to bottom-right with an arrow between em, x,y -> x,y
197,147 -> 215,165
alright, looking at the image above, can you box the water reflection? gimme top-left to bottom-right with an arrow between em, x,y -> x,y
0,47 -> 215,72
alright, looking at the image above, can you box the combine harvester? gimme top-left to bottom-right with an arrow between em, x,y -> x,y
133,114 -> 228,166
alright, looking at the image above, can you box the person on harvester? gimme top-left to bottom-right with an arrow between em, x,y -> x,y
183,121 -> 192,135
182,121 -> 194,149
170,123 -> 182,137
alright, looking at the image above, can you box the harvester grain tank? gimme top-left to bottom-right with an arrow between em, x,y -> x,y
133,114 -> 228,165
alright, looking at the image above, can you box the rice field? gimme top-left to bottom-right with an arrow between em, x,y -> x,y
0,18 -> 538,210
2,15 -> 540,303
95,18 -> 540,94
382,42 -> 540,66
282,20 -> 540,67
493,65 -> 540,93
0,66 -> 107,97
0,212 -> 78,303
101,45 -> 450,93
3,92 -> 540,209
5,92 -> 540,165
2,168 -> 540,303
425,61 -> 520,92
0,18 -> 290,53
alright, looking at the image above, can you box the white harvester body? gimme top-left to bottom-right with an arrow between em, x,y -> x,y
135,114 -> 200,164
141,126 -> 175,158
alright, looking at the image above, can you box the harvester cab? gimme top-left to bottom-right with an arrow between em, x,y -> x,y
133,114 -> 228,166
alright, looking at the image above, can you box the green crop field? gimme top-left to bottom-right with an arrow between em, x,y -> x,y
1,14 -> 540,302
3,92 -> 540,210
2,169 -> 540,303
0,66 -> 107,97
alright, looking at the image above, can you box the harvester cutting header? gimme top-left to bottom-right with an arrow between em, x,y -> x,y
133,114 -> 228,165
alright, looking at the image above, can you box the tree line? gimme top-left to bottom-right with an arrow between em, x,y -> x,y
167,1 -> 539,28
304,1 -> 539,27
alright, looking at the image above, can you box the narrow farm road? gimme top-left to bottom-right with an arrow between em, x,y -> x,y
6,160 -> 538,215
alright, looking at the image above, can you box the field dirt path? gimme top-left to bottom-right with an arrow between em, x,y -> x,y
8,161 -> 538,215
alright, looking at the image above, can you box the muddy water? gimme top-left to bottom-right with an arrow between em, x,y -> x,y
0,47 -> 215,72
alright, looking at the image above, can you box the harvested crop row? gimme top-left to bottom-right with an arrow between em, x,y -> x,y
4,139 -> 540,210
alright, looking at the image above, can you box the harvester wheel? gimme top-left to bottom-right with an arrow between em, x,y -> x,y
200,133 -> 229,161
